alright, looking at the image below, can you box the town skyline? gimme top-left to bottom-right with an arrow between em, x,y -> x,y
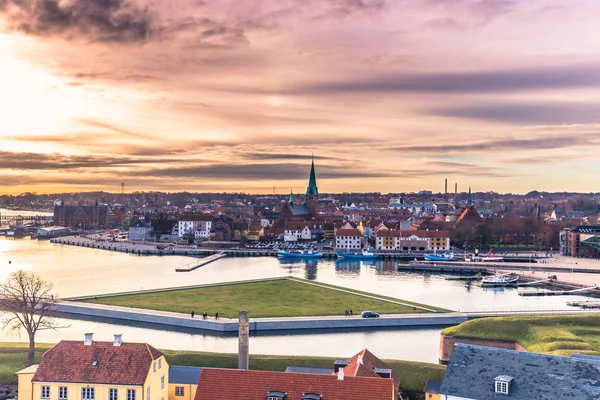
2,0 -> 600,195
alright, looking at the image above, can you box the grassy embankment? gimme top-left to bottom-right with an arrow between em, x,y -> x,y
0,342 -> 445,392
80,277 -> 450,317
442,315 -> 600,356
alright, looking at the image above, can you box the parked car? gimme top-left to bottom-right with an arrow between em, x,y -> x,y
361,311 -> 380,318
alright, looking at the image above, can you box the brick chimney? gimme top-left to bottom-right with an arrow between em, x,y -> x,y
84,333 -> 93,346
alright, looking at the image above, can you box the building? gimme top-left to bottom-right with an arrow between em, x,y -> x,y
335,228 -> 363,250
278,159 -> 320,222
438,344 -> 600,399
376,230 -> 450,251
128,219 -> 154,241
53,200 -> 126,229
168,366 -> 201,400
178,214 -> 212,240
283,223 -> 312,242
17,334 -> 168,400
560,225 -> 600,258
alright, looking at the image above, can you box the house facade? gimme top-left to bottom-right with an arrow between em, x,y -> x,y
128,220 -> 154,241
17,334 -> 168,400
560,225 -> 600,258
335,228 -> 363,250
376,230 -> 450,251
178,214 -> 212,239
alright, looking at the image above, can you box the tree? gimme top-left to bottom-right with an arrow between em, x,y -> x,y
0,270 -> 60,366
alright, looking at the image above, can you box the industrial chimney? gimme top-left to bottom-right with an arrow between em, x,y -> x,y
238,310 -> 250,370
445,179 -> 448,195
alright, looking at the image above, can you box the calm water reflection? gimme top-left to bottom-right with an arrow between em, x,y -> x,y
0,238 -> 593,362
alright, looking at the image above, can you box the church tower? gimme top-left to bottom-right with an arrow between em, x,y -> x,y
305,158 -> 319,216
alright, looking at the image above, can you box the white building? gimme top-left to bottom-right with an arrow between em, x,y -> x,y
284,224 -> 312,242
178,214 -> 213,239
335,228 -> 363,250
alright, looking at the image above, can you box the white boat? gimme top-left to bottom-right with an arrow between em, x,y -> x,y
336,248 -> 378,259
480,273 -> 519,287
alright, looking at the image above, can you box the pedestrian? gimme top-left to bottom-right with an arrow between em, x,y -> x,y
345,309 -> 348,316
191,310 -> 195,318
350,309 -> 353,316
216,312 -> 219,320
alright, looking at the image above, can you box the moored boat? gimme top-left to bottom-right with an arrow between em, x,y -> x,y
277,249 -> 324,258
336,248 -> 378,259
480,273 -> 519,287
424,252 -> 458,262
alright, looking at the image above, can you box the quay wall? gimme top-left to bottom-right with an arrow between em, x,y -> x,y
52,301 -> 468,333
439,335 -> 526,364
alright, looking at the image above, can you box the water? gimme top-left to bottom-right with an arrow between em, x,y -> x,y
0,237 -> 595,362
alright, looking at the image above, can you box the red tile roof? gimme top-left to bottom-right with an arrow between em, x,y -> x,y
32,340 -> 163,385
342,349 -> 400,390
335,228 -> 362,237
194,368 -> 394,400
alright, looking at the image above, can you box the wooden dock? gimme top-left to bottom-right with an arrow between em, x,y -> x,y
176,253 -> 226,272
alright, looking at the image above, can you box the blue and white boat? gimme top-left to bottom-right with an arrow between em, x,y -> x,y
424,252 -> 458,262
336,248 -> 379,259
276,249 -> 324,258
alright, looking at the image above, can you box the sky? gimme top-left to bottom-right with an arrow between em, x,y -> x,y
1,0 -> 600,195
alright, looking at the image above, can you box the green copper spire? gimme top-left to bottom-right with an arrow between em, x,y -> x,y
467,184 -> 472,207
289,190 -> 294,203
306,158 -> 319,196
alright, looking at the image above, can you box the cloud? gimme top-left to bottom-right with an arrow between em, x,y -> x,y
292,64 -> 600,95
0,0 -> 153,43
426,102 -> 600,125
242,153 -> 341,161
131,163 -> 395,180
390,133 -> 600,154
0,151 -> 157,170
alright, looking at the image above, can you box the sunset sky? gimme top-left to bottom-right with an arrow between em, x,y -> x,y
2,0 -> 600,195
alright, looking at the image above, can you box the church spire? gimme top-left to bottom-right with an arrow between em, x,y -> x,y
289,190 -> 294,204
306,157 -> 319,196
467,184 -> 472,207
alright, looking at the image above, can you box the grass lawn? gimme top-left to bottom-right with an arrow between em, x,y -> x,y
80,277 -> 447,317
442,315 -> 600,356
0,342 -> 445,392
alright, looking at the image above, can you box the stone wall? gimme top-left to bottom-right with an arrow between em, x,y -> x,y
439,335 -> 526,364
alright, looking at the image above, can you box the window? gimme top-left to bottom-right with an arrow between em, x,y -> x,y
109,389 -> 118,400
158,358 -> 162,369
175,387 -> 184,397
59,387 -> 68,400
41,386 -> 50,399
495,381 -> 508,394
82,388 -> 95,400
146,387 -> 150,400
153,361 -> 157,372
127,389 -> 136,400
160,376 -> 165,390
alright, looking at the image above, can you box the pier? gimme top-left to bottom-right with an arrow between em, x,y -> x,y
176,253 -> 226,272
518,286 -> 598,297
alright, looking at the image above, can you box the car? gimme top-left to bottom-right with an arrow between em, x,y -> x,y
361,311 -> 380,318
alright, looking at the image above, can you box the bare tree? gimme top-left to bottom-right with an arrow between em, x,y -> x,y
0,270 -> 60,366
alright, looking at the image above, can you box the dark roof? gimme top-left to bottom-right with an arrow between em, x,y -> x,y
440,344 -> 600,400
169,366 -> 202,384
32,340 -> 163,385
571,225 -> 600,233
284,367 -> 334,375
194,368 -> 394,400
289,203 -> 311,216
425,379 -> 442,394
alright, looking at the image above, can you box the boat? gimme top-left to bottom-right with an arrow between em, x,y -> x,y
276,249 -> 324,258
424,252 -> 458,262
480,273 -> 519,287
336,248 -> 378,259
473,251 -> 504,262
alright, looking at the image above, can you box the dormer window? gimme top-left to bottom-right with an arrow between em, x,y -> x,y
494,375 -> 513,394
266,391 -> 286,400
302,394 -> 322,400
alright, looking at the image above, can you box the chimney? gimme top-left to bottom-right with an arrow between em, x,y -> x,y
84,333 -> 93,346
113,334 -> 123,347
445,179 -> 448,194
238,310 -> 250,370
338,367 -> 344,381
455,183 -> 457,194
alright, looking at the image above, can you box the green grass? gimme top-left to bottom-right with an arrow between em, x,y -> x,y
80,277 -> 445,317
0,342 -> 444,392
442,315 -> 600,356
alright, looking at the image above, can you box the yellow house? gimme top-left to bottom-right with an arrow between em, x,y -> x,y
167,367 -> 200,400
17,334 -> 168,400
424,379 -> 441,400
